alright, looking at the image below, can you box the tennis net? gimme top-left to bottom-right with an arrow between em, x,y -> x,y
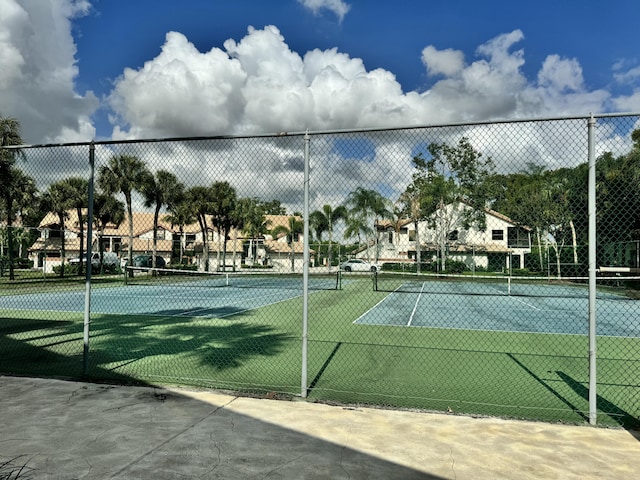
125,266 -> 342,291
373,271 -> 640,300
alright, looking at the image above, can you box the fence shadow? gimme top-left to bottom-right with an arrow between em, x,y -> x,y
556,370 -> 640,430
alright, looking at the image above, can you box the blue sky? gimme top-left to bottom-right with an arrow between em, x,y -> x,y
1,0 -> 639,144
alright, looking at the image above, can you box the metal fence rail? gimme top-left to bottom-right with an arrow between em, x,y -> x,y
1,114 -> 639,427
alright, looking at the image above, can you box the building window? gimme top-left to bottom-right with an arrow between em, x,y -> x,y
387,231 -> 393,243
508,227 -> 530,248
492,229 -> 504,241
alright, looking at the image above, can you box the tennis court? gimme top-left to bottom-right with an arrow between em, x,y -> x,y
0,268 -> 341,319
356,273 -> 640,338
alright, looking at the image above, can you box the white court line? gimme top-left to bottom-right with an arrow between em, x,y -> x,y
352,284 -> 403,324
407,282 -> 426,326
486,284 -> 541,311
508,295 -> 541,310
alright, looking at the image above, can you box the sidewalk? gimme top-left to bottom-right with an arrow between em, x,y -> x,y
1,375 -> 639,479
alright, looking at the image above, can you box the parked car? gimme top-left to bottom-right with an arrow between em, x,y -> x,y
339,258 -> 380,272
133,254 -> 166,268
69,252 -> 119,268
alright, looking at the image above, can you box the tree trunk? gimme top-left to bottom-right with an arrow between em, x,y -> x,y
5,193 -> 15,280
570,220 -> 578,264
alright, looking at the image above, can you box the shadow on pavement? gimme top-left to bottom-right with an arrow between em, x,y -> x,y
0,376 -> 443,479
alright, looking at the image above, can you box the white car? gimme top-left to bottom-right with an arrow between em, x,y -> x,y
69,252 -> 119,268
339,259 -> 379,272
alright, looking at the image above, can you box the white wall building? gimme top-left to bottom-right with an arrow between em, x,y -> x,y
358,202 -> 531,272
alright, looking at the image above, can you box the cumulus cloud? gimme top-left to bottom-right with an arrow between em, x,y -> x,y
102,25 -> 632,212
117,26 -> 613,139
298,0 -> 351,22
0,0 -> 98,144
537,55 -> 584,93
3,5 -> 639,217
421,46 -> 465,77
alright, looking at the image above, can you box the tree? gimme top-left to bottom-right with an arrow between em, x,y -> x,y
61,177 -> 89,275
209,181 -> 237,271
93,193 -> 125,273
272,216 -> 304,272
398,185 -> 424,273
343,212 -> 372,252
141,170 -> 183,270
98,155 -> 150,274
186,186 -> 214,271
312,204 -> 347,269
164,197 -> 196,264
261,199 -> 287,215
309,210 -> 329,267
41,181 -> 71,277
412,137 -> 495,271
238,198 -> 270,266
0,115 -> 25,280
346,187 -> 392,262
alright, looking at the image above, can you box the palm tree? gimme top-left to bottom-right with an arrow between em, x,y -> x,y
272,216 -> 304,272
93,192 -> 125,273
0,116 -> 24,280
10,171 -> 38,259
164,197 -> 196,264
343,212 -> 372,254
141,170 -> 183,269
60,177 -> 89,275
41,181 -> 71,277
346,187 -> 393,261
239,199 -> 270,266
98,155 -> 150,274
186,186 -> 213,271
310,204 -> 347,269
309,210 -> 328,267
209,181 -> 237,271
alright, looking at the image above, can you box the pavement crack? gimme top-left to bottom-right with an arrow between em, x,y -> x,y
449,448 -> 457,479
107,395 -> 238,478
257,453 -> 307,479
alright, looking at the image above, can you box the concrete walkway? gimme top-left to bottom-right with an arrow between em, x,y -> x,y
1,375 -> 639,479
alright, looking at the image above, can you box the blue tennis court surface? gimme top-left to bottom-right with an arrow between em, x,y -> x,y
0,283 -> 305,319
355,289 -> 640,338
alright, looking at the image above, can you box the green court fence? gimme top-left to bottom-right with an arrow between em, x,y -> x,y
1,114 -> 639,428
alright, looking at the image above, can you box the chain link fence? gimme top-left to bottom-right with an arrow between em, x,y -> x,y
1,115 -> 639,427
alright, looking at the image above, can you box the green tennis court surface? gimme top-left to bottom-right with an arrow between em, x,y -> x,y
1,271 -> 639,427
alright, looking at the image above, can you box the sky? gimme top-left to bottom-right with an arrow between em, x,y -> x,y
1,0 -> 640,145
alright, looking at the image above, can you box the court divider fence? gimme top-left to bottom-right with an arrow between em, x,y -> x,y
1,114 -> 639,427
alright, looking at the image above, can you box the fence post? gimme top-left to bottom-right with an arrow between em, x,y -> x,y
301,131 -> 310,398
83,142 -> 95,376
588,115 -> 597,425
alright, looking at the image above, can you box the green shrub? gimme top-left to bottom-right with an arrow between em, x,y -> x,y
16,258 -> 33,269
445,260 -> 467,273
168,264 -> 198,271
